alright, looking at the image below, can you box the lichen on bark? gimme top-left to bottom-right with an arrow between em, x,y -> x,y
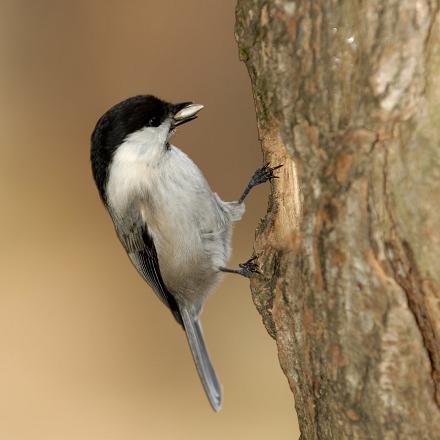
236,1 -> 440,438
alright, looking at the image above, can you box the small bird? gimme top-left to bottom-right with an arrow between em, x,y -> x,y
90,95 -> 280,411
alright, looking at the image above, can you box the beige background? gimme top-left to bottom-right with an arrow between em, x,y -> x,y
0,1 -> 299,438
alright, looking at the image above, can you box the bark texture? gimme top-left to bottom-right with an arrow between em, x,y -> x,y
235,1 -> 440,438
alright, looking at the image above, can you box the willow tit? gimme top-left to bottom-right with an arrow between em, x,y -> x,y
90,95 -> 280,411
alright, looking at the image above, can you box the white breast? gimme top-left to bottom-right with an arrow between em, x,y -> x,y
106,121 -> 170,216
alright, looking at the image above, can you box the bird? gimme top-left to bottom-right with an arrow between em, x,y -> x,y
90,95 -> 280,411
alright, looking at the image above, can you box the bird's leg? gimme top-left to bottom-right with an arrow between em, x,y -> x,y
219,256 -> 261,279
238,163 -> 283,204
222,164 -> 281,278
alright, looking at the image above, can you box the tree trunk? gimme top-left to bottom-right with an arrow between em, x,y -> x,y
235,1 -> 440,438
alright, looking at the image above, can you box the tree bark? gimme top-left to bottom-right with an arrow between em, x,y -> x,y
235,1 -> 440,438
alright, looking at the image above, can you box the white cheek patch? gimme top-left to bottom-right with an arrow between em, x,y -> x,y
124,120 -> 171,149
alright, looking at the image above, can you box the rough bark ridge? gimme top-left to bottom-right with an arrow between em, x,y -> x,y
235,1 -> 440,438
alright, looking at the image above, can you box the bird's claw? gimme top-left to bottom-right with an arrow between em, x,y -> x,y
239,256 -> 262,278
252,163 -> 283,185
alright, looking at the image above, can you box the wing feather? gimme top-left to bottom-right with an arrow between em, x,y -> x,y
119,224 -> 183,326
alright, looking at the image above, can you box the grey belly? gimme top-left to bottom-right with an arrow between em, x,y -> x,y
152,215 -> 232,307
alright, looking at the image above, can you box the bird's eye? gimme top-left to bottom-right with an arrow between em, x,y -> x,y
149,117 -> 158,126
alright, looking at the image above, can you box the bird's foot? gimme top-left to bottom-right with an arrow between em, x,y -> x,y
238,256 -> 262,278
238,163 -> 283,204
219,256 -> 261,279
250,163 -> 283,186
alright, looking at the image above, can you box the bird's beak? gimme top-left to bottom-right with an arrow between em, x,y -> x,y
172,103 -> 204,127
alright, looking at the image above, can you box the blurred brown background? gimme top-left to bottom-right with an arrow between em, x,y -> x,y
0,1 -> 299,438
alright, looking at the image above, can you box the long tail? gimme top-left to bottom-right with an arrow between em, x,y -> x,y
180,307 -> 222,411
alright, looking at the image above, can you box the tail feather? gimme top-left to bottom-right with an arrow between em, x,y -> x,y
180,307 -> 222,411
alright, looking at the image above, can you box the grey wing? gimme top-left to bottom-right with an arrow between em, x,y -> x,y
117,224 -> 183,326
